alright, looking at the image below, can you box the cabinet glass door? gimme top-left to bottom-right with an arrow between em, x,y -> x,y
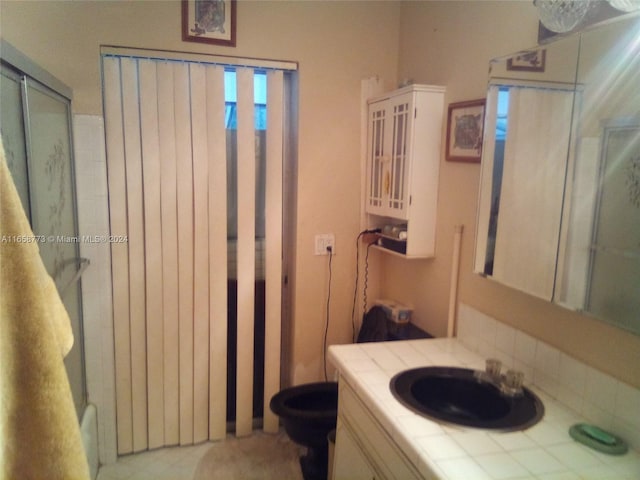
388,98 -> 410,218
366,96 -> 411,219
367,102 -> 386,214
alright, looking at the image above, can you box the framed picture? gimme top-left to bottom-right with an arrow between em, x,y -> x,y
507,49 -> 546,72
446,99 -> 485,163
182,0 -> 236,47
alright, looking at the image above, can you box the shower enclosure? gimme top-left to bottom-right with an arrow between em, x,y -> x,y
0,40 -> 87,420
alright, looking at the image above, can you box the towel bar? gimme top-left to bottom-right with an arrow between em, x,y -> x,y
59,257 -> 90,297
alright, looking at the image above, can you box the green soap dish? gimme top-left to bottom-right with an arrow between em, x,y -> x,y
569,423 -> 628,455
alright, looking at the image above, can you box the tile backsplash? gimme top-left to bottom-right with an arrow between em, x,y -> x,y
457,303 -> 640,452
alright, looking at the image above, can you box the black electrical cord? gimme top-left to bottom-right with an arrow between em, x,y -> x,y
350,229 -> 381,342
325,230 -> 380,380
363,239 -> 378,316
350,231 -> 366,342
323,246 -> 333,382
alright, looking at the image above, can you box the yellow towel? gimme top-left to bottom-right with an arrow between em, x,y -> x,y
0,137 -> 90,480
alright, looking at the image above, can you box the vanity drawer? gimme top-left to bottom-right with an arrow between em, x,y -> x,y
338,380 -> 425,480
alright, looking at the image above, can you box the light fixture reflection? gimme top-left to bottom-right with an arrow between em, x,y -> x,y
607,0 -> 640,12
534,0 -> 593,33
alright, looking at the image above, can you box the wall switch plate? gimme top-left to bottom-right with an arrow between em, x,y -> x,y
314,233 -> 335,255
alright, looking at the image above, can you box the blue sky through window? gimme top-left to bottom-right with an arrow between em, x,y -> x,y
224,70 -> 267,130
496,87 -> 509,141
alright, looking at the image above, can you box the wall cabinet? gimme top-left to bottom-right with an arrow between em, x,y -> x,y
365,84 -> 445,258
333,379 -> 425,480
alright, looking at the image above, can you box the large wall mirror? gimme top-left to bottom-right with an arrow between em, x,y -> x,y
475,12 -> 640,335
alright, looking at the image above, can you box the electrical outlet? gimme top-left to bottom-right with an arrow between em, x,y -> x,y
314,233 -> 335,255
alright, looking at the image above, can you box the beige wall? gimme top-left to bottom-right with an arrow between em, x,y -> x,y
394,1 -> 640,388
0,0 -> 400,385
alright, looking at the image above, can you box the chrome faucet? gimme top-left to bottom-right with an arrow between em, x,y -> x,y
474,358 -> 524,398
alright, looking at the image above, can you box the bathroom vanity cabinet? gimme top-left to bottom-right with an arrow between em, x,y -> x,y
333,380 -> 424,480
364,84 -> 445,258
329,336 -> 640,480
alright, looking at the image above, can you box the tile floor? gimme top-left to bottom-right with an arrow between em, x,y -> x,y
96,442 -> 212,480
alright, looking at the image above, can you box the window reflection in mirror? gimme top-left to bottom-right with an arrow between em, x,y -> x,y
475,33 -> 580,301
483,88 -> 508,277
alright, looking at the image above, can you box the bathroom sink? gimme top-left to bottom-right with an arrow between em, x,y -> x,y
390,367 -> 544,431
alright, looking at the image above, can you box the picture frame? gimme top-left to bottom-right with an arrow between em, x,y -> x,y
445,99 -> 486,163
507,49 -> 546,73
182,0 -> 236,47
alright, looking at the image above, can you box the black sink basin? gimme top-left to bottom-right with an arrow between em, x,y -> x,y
390,367 -> 544,431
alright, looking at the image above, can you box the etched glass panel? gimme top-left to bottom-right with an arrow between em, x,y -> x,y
24,79 -> 85,418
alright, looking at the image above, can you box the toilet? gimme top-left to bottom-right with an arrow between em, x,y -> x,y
270,306 -> 430,479
269,381 -> 338,480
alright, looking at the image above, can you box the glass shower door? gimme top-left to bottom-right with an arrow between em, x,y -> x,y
586,122 -> 640,332
2,43 -> 87,423
23,78 -> 87,420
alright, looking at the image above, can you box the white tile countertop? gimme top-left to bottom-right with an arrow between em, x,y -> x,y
328,338 -> 640,480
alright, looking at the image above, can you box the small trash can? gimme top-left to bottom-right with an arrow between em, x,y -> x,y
327,428 -> 336,480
